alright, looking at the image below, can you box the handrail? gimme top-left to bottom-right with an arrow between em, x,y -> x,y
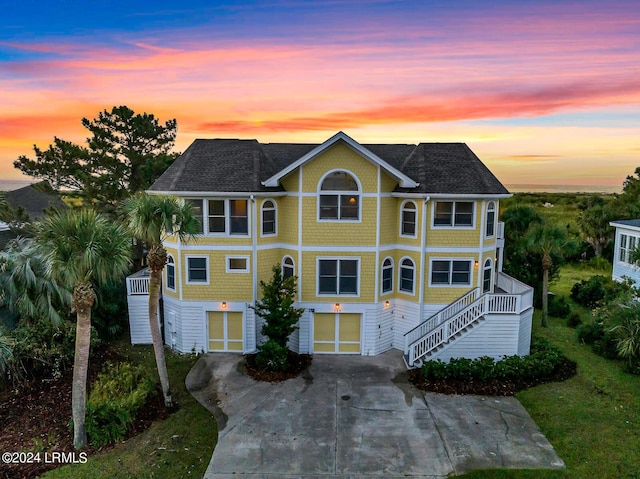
403,288 -> 479,348
405,274 -> 534,367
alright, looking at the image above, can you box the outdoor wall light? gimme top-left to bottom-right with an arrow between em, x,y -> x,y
221,301 -> 227,309
384,300 -> 390,308
334,303 -> 342,312
474,260 -> 479,268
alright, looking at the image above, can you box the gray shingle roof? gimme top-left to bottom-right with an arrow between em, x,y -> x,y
5,181 -> 66,219
611,219 -> 640,229
150,136 -> 509,195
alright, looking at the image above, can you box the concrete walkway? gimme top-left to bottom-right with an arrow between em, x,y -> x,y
186,351 -> 564,478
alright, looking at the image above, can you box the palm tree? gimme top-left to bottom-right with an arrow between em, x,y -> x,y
122,192 -> 199,407
0,237 -> 72,325
526,223 -> 567,327
36,209 -> 131,449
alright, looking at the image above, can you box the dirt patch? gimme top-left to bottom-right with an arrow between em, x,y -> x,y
408,358 -> 577,396
0,345 -> 169,479
244,351 -> 312,383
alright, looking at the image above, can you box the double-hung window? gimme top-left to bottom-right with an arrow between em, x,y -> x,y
431,260 -> 472,286
399,258 -> 415,294
433,201 -> 474,227
166,255 -> 176,290
205,199 -> 249,235
619,234 -> 638,264
262,200 -> 276,235
381,258 -> 393,294
187,199 -> 204,234
318,259 -> 358,295
485,201 -> 496,237
401,201 -> 417,237
319,171 -> 360,221
187,256 -> 208,284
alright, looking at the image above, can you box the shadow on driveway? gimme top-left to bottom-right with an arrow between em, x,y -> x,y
186,350 -> 564,479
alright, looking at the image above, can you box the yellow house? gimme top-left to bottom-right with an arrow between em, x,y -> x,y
128,132 -> 533,366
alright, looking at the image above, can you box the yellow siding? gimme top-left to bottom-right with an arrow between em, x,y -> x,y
301,196 -> 377,246
276,196 -> 298,245
257,249 -> 283,290
301,252 -> 376,302
423,252 -> 479,305
281,171 -> 299,192
379,170 -> 398,192
301,142 -> 379,192
379,197 -> 398,245
181,251 -> 253,301
426,201 -> 482,248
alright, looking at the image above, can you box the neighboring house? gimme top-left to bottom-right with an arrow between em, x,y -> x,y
127,132 -> 533,366
0,181 -> 66,249
610,219 -> 640,287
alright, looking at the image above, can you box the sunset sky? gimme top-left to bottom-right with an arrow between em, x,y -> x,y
1,0 -> 639,188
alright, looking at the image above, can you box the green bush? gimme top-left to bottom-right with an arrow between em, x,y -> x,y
420,337 -> 567,385
587,256 -> 612,271
548,295 -> 572,318
85,362 -> 155,447
576,320 -> 619,359
10,318 -> 89,382
570,275 -> 632,308
255,340 -> 289,372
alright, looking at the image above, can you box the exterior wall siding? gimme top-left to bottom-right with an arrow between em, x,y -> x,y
431,313 -> 524,362
135,139 -> 533,361
127,295 -> 155,344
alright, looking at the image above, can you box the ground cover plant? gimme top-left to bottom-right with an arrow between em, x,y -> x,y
0,341 -> 216,479
409,337 -> 576,395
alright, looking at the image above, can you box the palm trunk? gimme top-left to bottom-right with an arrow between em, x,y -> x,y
148,245 -> 172,407
72,283 -> 94,450
541,267 -> 549,328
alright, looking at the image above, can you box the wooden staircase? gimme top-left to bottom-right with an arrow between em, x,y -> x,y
403,277 -> 532,368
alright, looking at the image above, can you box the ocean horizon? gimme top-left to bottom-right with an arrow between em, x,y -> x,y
0,179 -> 623,194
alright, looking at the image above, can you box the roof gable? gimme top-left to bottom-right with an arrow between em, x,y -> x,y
261,132 -> 418,188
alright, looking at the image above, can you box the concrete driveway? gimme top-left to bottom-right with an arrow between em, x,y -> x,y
186,351 -> 564,479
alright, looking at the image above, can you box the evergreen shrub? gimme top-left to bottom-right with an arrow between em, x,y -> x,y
85,362 -> 155,447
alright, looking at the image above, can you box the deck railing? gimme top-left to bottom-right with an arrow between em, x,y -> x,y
404,272 -> 533,366
126,268 -> 150,295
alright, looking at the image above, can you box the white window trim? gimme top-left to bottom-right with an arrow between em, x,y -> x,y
282,255 -> 295,277
399,200 -> 418,238
485,201 -> 496,238
186,255 -> 210,285
166,254 -> 176,291
431,200 -> 476,230
428,258 -> 474,288
482,258 -> 493,293
316,169 -> 362,223
316,257 -> 361,297
381,257 -> 394,296
186,198 -> 251,238
226,255 -> 250,273
619,233 -> 639,265
398,256 -> 416,296
260,199 -> 277,237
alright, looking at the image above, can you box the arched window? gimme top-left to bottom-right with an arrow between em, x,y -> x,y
381,257 -> 393,294
483,258 -> 493,293
401,201 -> 417,237
485,201 -> 496,237
399,258 -> 415,294
282,256 -> 295,278
319,170 -> 360,221
166,255 -> 176,291
262,200 -> 277,235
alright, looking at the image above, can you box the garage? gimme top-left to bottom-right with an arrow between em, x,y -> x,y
208,311 -> 243,352
313,312 -> 361,354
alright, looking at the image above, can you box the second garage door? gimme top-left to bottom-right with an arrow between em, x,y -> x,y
313,312 -> 361,354
208,311 -> 243,352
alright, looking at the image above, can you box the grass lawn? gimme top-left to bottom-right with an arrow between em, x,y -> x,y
460,266 -> 640,479
42,343 -> 217,479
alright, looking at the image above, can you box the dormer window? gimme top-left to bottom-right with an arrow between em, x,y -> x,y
319,171 -> 360,221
